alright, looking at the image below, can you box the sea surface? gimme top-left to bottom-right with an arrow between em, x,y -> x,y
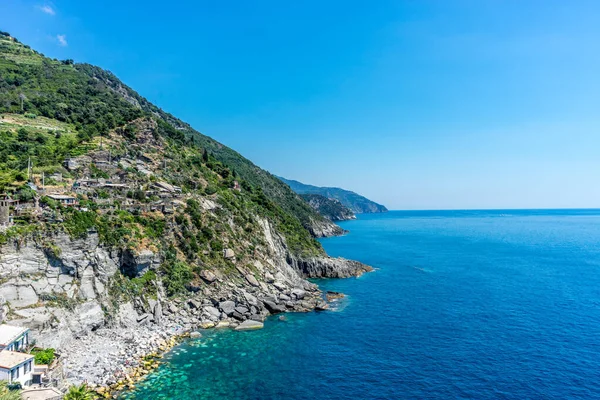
121,210 -> 600,399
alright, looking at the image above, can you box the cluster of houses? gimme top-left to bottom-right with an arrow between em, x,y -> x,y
0,324 -> 48,387
1,167 -> 186,229
2,150 -> 242,231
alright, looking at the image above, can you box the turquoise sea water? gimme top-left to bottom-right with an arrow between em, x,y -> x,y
122,210 -> 600,399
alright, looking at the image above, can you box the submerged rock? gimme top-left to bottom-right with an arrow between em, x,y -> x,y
326,291 -> 345,301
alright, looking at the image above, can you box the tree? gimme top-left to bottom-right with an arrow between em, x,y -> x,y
202,148 -> 209,163
64,384 -> 98,400
133,189 -> 146,202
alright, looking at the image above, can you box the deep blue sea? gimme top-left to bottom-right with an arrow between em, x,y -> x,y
122,210 -> 600,399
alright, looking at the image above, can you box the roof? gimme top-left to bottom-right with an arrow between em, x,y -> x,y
0,350 -> 33,369
154,181 -> 175,192
0,325 -> 28,347
47,194 -> 76,200
21,387 -> 62,400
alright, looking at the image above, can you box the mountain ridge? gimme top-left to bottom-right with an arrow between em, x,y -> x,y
300,193 -> 356,222
279,177 -> 388,214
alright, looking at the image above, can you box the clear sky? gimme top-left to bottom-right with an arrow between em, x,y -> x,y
2,0 -> 600,209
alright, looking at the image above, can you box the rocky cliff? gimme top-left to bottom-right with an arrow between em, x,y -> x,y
0,217 -> 370,387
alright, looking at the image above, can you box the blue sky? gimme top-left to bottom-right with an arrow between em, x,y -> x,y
2,0 -> 600,209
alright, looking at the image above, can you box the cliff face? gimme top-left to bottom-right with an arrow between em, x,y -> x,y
0,218 -> 370,387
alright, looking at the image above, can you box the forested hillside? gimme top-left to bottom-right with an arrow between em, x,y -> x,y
0,31 -> 341,247
279,177 -> 388,214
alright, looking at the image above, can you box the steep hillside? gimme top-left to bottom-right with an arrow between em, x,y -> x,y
279,177 -> 388,214
301,194 -> 356,221
0,32 -> 341,239
0,32 -> 370,392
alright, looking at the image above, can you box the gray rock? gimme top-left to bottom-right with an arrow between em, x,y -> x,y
154,302 -> 163,325
121,248 -> 158,278
188,299 -> 201,309
300,300 -> 313,309
148,298 -> 158,313
245,274 -> 260,287
200,270 -> 217,283
243,292 -> 258,306
223,249 -> 235,259
279,294 -> 291,302
235,306 -> 249,315
291,288 -> 306,300
137,314 -> 150,323
232,311 -> 245,321
204,306 -> 221,318
264,272 -> 275,283
234,320 -> 264,331
219,300 -> 235,316
263,300 -> 286,314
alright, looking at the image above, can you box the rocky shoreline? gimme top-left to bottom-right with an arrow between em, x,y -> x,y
0,220 -> 372,393
61,258 -> 369,390
67,290 -> 343,396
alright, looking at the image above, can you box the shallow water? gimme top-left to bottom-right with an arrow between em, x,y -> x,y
122,210 -> 600,399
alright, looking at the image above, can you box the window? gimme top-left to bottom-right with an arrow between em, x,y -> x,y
11,367 -> 18,381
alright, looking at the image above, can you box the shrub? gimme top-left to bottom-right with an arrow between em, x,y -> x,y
0,381 -> 21,400
64,384 -> 98,400
161,258 -> 193,296
32,348 -> 55,365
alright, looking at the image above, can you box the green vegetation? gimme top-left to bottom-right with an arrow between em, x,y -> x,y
0,32 -> 334,300
31,347 -> 55,365
109,270 -> 158,302
0,381 -> 20,400
64,384 -> 98,400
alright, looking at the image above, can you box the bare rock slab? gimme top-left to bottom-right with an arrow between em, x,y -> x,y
235,320 -> 264,331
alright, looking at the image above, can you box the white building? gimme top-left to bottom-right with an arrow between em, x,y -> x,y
0,325 -> 30,352
0,351 -> 34,386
